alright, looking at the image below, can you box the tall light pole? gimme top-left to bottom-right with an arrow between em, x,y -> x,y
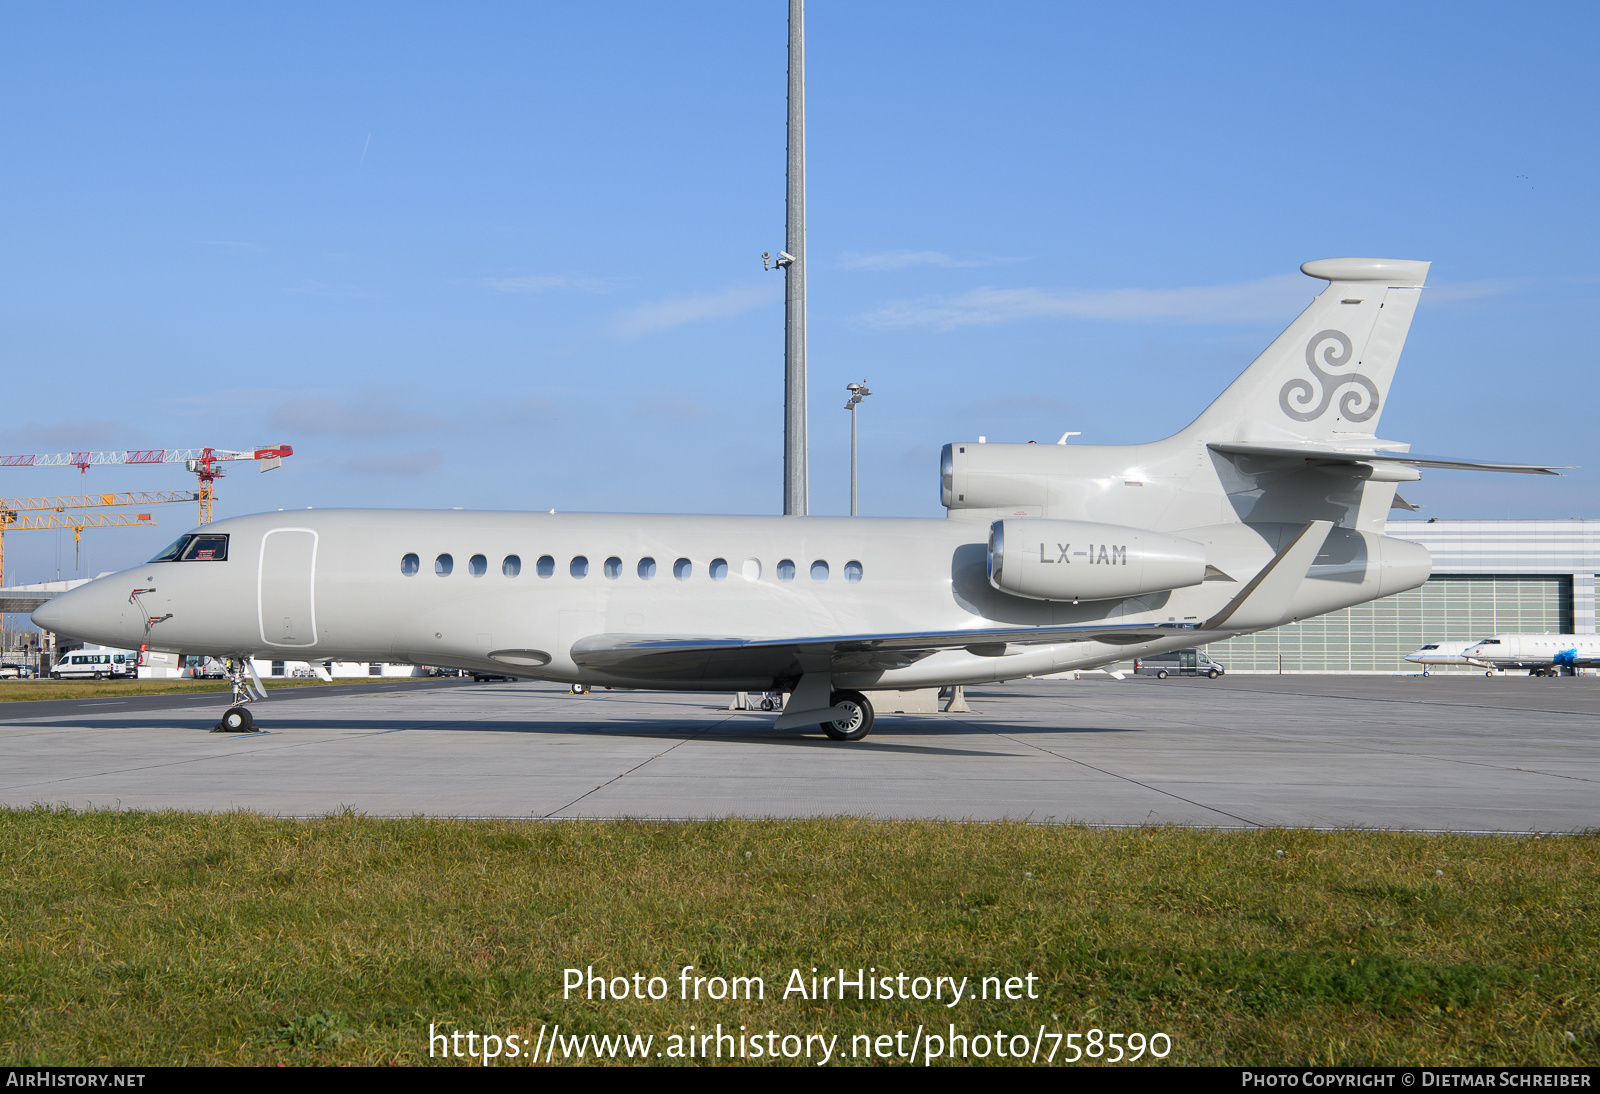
845,380 -> 871,516
761,0 -> 807,514
781,0 -> 808,515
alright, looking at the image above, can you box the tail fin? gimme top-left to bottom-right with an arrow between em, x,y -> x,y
1186,258 -> 1429,444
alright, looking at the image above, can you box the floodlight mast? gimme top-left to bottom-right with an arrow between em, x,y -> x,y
845,380 -> 871,516
783,0 -> 807,516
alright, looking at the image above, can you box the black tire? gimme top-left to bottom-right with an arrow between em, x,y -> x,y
218,706 -> 255,732
821,689 -> 874,741
1156,669 -> 1169,679
1486,670 -> 1494,677
1207,669 -> 1220,679
51,671 -> 60,680
93,672 -> 104,680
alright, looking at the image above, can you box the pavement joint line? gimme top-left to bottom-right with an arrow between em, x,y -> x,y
0,714 -> 494,793
539,717 -> 729,819
958,717 -> 1268,829
1179,685 -> 1600,720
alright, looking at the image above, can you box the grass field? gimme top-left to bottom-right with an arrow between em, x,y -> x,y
0,677 -> 429,703
1,810 -> 1595,1067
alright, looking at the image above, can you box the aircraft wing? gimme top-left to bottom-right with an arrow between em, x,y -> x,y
1208,442 -> 1567,475
569,620 -> 1198,682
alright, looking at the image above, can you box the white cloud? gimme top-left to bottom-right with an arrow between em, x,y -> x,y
615,284 -> 777,338
269,389 -> 451,438
856,273 -> 1311,331
632,394 -> 709,420
289,280 -> 377,299
344,448 -> 442,475
479,274 -> 611,294
0,419 -> 155,452
1425,279 -> 1516,304
838,250 -> 1023,272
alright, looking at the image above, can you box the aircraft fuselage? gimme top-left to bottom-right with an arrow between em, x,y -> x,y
37,508 -> 1429,692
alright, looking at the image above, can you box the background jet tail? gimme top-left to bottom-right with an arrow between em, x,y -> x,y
1185,258 -> 1430,445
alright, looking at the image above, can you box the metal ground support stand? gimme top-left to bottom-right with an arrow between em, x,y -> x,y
727,691 -> 781,711
939,685 -> 970,713
212,657 -> 266,733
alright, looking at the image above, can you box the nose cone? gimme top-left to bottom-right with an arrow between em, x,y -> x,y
31,578 -> 141,648
1404,651 -> 1420,662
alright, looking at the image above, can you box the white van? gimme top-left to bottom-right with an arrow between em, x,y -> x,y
1133,649 -> 1226,679
51,648 -> 138,680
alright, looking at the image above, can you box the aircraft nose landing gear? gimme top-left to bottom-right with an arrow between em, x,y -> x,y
217,705 -> 255,732
211,657 -> 267,733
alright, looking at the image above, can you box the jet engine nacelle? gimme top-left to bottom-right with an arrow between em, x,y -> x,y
988,518 -> 1208,602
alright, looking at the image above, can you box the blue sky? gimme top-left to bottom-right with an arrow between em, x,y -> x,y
2,2 -> 1596,585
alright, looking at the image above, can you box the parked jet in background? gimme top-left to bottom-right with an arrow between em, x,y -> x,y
33,258 -> 1563,737
1461,634 -> 1600,677
1404,640 -> 1479,674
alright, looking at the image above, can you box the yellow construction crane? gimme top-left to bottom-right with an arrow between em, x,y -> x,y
0,491 -> 194,587
0,445 -> 292,526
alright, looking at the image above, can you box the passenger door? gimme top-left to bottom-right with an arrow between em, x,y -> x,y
259,529 -> 318,647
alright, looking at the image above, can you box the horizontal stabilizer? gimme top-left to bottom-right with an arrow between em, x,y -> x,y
1210,442 -> 1566,475
1202,520 -> 1333,632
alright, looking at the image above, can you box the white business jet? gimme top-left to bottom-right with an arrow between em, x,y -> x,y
1460,635 -> 1600,677
1403,640 -> 1479,674
33,258 -> 1562,738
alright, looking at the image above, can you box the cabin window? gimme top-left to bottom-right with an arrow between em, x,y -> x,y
151,533 -> 229,562
182,534 -> 229,561
638,557 -> 657,579
709,558 -> 729,581
742,558 -> 761,581
150,536 -> 191,563
537,555 -> 555,578
435,553 -> 454,576
503,555 -> 521,577
468,554 -> 488,577
604,556 -> 622,579
777,559 -> 795,581
811,560 -> 829,582
571,556 -> 589,578
674,557 -> 692,580
401,553 -> 420,576
844,560 -> 863,583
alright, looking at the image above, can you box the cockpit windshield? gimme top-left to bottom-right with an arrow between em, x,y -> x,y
149,533 -> 230,562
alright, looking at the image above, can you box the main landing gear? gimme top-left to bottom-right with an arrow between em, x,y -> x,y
821,689 -> 875,742
212,657 -> 267,733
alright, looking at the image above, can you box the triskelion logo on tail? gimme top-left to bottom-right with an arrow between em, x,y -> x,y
1278,329 -> 1379,423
